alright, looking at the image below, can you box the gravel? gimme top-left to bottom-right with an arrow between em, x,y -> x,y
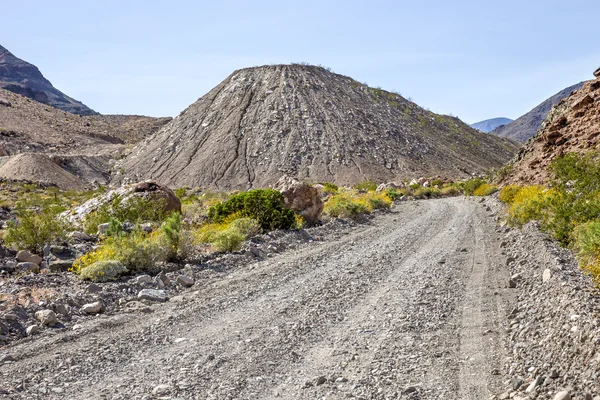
0,196 -> 598,399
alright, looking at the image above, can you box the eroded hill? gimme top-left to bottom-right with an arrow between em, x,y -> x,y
122,64 -> 519,189
504,74 -> 600,184
491,82 -> 585,143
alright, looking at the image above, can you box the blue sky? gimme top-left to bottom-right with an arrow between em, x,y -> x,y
3,0 -> 599,123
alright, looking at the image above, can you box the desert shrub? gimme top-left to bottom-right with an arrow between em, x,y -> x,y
78,260 -> 128,282
212,227 -> 246,252
430,179 -> 444,188
473,184 -> 498,197
194,220 -> 248,252
5,206 -> 71,254
208,189 -> 295,231
159,212 -> 184,260
412,187 -> 441,199
353,181 -> 378,192
230,217 -> 261,238
498,185 -> 522,204
72,230 -> 167,275
460,177 -> 486,196
323,193 -> 369,219
323,190 -> 391,218
105,218 -> 125,237
440,185 -> 460,196
385,188 -> 403,201
322,182 -> 339,194
83,194 -> 170,234
505,186 -> 550,226
573,221 -> 600,284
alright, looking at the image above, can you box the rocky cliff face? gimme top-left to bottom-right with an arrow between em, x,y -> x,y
122,64 -> 518,189
491,82 -> 585,143
0,44 -> 96,115
504,74 -> 600,184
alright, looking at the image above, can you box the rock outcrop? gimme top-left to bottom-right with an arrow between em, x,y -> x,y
273,176 -> 323,224
0,44 -> 96,115
503,71 -> 600,185
121,64 -> 518,189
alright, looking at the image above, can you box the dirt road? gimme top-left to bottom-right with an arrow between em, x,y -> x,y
1,197 -> 513,399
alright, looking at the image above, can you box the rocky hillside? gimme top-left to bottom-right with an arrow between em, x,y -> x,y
0,44 -> 97,115
0,88 -> 171,156
491,82 -> 585,142
504,72 -> 600,184
0,88 -> 171,187
122,64 -> 518,189
470,117 -> 513,133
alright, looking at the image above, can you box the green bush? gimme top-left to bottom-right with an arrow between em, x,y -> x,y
498,185 -> 521,204
230,217 -> 261,238
160,212 -> 182,260
322,182 -> 339,194
208,189 -> 295,231
79,260 -> 128,282
212,227 -> 246,252
473,184 -> 498,196
460,177 -> 486,196
353,181 -> 378,192
574,221 -> 600,284
385,188 -> 406,201
83,194 -> 169,234
5,207 -> 71,254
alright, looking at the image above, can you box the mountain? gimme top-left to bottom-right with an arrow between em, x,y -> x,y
490,82 -> 585,142
121,64 -> 519,189
0,44 -> 96,115
0,88 -> 171,186
470,117 -> 513,133
503,73 -> 599,185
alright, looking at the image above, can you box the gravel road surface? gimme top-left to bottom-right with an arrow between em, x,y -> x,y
1,197 -> 513,399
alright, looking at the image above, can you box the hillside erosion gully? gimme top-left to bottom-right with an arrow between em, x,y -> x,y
2,197 -> 519,399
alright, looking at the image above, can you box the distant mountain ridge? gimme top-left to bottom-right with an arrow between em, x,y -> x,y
490,82 -> 585,142
0,44 -> 96,115
470,117 -> 513,133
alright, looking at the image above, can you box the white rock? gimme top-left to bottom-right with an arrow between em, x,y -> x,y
135,275 -> 153,284
542,268 -> 552,282
554,391 -> 571,400
81,302 -> 104,314
152,384 -> 171,395
26,325 -> 40,336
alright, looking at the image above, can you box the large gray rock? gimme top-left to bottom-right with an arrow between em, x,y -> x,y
17,262 -> 39,274
138,289 -> 167,303
16,250 -> 42,265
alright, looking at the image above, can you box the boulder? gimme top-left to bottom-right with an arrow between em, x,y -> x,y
35,310 -> 58,327
176,275 -> 195,287
65,180 -> 181,226
273,176 -> 323,225
594,67 -> 600,78
81,302 -> 104,314
132,180 -> 181,213
0,98 -> 11,107
16,262 -> 39,274
16,250 -> 42,265
138,289 -> 167,303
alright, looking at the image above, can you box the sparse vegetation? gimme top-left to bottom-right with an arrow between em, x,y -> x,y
473,183 -> 498,197
499,152 -> 600,283
208,189 -> 296,231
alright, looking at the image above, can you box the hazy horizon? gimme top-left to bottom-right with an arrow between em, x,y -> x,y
3,0 -> 599,123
